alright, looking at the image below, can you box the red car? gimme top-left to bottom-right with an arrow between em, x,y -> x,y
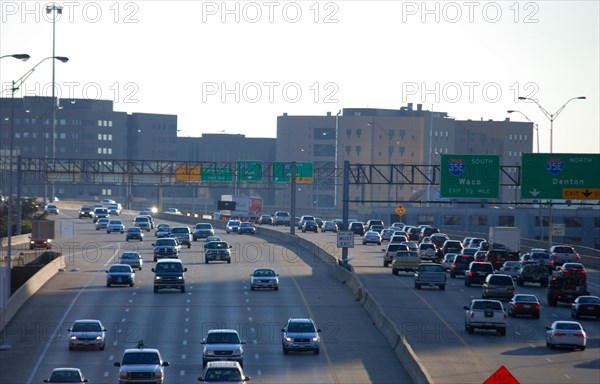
507,294 -> 541,318
29,238 -> 52,249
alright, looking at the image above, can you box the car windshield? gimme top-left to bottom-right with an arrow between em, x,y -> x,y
49,370 -> 83,383
121,253 -> 139,259
128,228 -> 141,233
171,228 -> 188,233
110,266 -> 131,273
287,322 -> 315,333
240,223 -> 253,227
72,322 -> 101,332
420,265 -> 443,272
206,242 -> 229,249
204,368 -> 242,382
206,333 -> 240,344
253,269 -> 275,277
155,240 -> 175,246
515,295 -> 537,302
155,263 -> 183,272
122,352 -> 160,365
196,224 -> 212,229
579,297 -> 600,304
555,323 -> 582,330
554,246 -> 574,253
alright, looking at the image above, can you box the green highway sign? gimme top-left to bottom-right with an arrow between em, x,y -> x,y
521,153 -> 600,199
440,154 -> 500,198
201,166 -> 233,182
237,160 -> 263,182
272,162 -> 313,183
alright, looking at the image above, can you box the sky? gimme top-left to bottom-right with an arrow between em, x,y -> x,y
1,1 -> 599,154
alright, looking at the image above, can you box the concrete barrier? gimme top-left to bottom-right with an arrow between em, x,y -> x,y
0,255 -> 65,332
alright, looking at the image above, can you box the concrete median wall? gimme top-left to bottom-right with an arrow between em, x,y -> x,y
0,255 -> 65,332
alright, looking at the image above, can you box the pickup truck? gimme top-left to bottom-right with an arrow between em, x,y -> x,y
170,226 -> 192,248
382,243 -> 409,267
391,251 -> 420,275
414,263 -> 446,290
152,238 -> 180,261
464,299 -> 507,336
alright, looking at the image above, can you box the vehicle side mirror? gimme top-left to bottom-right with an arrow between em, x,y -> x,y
105,271 -> 109,273
229,246 -> 232,248
151,268 -> 155,272
184,268 -> 188,272
67,328 -> 72,332
114,362 -> 121,367
151,243 -> 155,246
281,328 -> 285,332
198,377 -> 205,382
317,329 -> 322,333
463,306 -> 470,310
381,249 -> 385,252
44,380 -> 49,383
241,340 -> 247,344
162,362 -> 170,367
201,339 -> 206,344
244,377 -> 250,382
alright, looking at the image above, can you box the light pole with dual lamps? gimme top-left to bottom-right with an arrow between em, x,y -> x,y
517,95 -> 586,249
2,56 -> 68,309
47,3 -> 63,203
507,110 -> 539,153
0,54 -> 31,61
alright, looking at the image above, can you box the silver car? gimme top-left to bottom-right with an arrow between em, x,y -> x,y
107,219 -> 125,234
499,261 -> 522,278
68,319 -> 106,350
281,318 -> 321,354
250,268 -> 279,290
120,252 -> 143,270
546,321 -> 586,350
95,218 -> 110,230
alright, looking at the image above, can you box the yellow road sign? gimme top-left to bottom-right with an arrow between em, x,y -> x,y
176,165 -> 200,181
562,188 -> 600,200
394,204 -> 406,216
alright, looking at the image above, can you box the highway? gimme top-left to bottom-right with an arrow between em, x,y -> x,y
0,209 -> 412,384
279,225 -> 600,384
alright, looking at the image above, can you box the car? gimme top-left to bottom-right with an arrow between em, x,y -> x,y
205,235 -> 221,243
365,219 -> 385,231
106,264 -> 135,287
281,318 -> 321,354
380,228 -> 395,241
274,211 -> 291,226
348,222 -> 365,236
107,203 -> 122,215
155,223 -> 172,238
462,237 -> 474,247
301,220 -> 318,233
314,217 -> 324,228
298,215 -> 316,229
202,329 -> 245,368
516,262 -> 548,287
528,251 -> 554,272
430,233 -> 450,250
441,253 -> 458,270
152,258 -> 187,293
138,213 -> 155,229
362,230 -> 382,245
258,214 -> 273,225
198,361 -> 250,383
389,234 -> 408,244
92,207 -> 109,223
571,295 -> 600,319
507,294 -> 541,318
107,219 -> 125,234
43,368 -> 88,383
559,262 -> 586,275
321,221 -> 338,233
193,223 -> 214,241
152,238 -> 180,261
226,219 -> 241,233
391,222 -> 405,229
205,241 -> 232,264
68,319 -> 106,350
125,227 -> 144,242
465,262 -> 495,287
29,238 -> 52,250
482,273 -> 516,300
473,250 -> 488,262
545,321 -> 586,350
499,261 -> 522,278
450,255 -> 475,278
120,252 -> 143,270
468,238 -> 487,249
549,245 -> 580,266
401,241 -> 418,252
405,226 -> 421,242
164,207 -> 181,214
78,206 -> 94,219
417,242 -> 437,262
442,240 -> 463,255
170,226 -> 192,248
461,247 -> 479,258
95,218 -> 110,230
114,345 -> 169,384
382,243 -> 409,267
238,222 -> 256,234
45,204 -> 59,214
100,198 -> 116,206
250,268 -> 279,290
419,226 -> 440,242
133,215 -> 152,231
370,224 -> 384,233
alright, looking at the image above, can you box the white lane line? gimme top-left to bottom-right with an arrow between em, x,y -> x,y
132,292 -> 136,295
180,370 -> 185,376
245,299 -> 250,303
183,340 -> 188,346
104,372 -> 109,377
184,328 -> 188,333
121,318 -> 126,322
257,369 -> 262,376
247,307 -> 251,311
182,354 -> 187,359
515,332 -> 521,336
185,317 -> 189,322
109,355 -> 114,361
186,299 -> 191,303
186,308 -> 190,312
248,317 -> 253,322
125,308 -> 129,312
529,344 -> 536,348
565,375 -> 571,380
546,358 -> 553,363
552,313 -> 558,317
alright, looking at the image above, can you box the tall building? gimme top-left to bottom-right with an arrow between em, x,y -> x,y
276,104 -> 533,215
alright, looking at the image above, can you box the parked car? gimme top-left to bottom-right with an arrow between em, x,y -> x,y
106,264 -> 135,287
571,295 -> 600,319
120,252 -> 143,270
68,319 -> 106,350
362,230 -> 382,245
125,227 -> 144,242
250,268 -> 279,290
43,368 -> 88,383
281,318 -> 321,354
201,329 -> 245,367
545,321 -> 586,350
507,294 -> 541,318
321,221 -> 338,233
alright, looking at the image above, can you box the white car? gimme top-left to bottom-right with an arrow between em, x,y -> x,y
546,321 -> 586,350
46,204 -> 59,214
107,219 -> 125,234
499,261 -> 522,278
250,268 -> 279,290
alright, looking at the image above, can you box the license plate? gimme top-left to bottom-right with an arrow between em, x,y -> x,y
523,304 -> 531,308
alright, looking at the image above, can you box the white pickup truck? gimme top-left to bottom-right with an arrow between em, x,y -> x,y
464,299 -> 507,336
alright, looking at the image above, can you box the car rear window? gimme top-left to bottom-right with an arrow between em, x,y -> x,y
488,275 -> 513,285
472,301 -> 502,310
554,246 -> 574,253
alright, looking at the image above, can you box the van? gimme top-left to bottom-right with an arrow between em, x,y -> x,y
482,274 -> 515,299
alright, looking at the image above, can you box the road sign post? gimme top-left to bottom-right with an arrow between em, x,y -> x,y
337,231 -> 354,248
440,155 -> 500,198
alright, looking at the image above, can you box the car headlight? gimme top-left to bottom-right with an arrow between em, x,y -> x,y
119,372 -> 128,379
204,349 -> 215,356
70,336 -> 77,340
96,336 -> 104,340
284,336 -> 292,342
155,276 -> 161,281
177,276 -> 183,280
312,336 -> 320,342
153,372 -> 163,379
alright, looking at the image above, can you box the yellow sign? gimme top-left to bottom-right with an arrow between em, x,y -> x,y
394,204 -> 406,216
562,188 -> 600,200
176,165 -> 201,181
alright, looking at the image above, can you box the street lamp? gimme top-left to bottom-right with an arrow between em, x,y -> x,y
47,3 -> 63,203
2,56 -> 68,309
507,110 -> 539,153
518,96 -> 586,153
0,54 -> 30,61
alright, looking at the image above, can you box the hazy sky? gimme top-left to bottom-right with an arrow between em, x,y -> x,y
1,1 -> 598,153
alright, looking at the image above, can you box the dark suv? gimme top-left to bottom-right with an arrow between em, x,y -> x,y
419,226 -> 440,242
348,222 -> 365,236
152,259 -> 186,293
465,262 -> 494,287
450,255 -> 475,278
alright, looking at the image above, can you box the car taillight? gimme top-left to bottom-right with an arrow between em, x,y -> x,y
468,272 -> 473,277
470,313 -> 474,319
553,254 -> 558,258
514,304 -> 520,308
574,333 -> 585,337
575,254 -> 580,260
581,270 -> 586,274
452,264 -> 456,269
503,313 -> 507,320
534,304 -> 540,309
553,332 -> 566,337
549,260 -> 553,265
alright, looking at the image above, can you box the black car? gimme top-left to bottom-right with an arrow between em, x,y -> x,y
125,227 -> 144,241
301,220 -> 319,233
571,296 -> 600,319
238,222 -> 256,234
78,206 -> 94,219
464,262 -> 494,287
450,255 -> 475,278
348,222 -> 365,236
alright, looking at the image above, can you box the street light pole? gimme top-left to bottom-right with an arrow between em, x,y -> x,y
507,110 -> 539,153
335,110 -> 341,212
518,95 -> 586,249
47,3 -> 63,202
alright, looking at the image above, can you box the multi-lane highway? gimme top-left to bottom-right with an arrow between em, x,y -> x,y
0,209 -> 412,384
277,226 -> 600,384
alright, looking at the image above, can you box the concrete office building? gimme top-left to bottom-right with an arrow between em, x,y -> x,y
276,104 -> 533,215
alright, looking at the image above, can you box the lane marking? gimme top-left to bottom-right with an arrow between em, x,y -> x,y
565,374 -> 571,380
529,343 -> 536,348
546,358 -> 553,363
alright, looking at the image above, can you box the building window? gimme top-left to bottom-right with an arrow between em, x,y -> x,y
102,189 -> 112,196
97,147 -> 102,154
444,215 -> 461,226
498,215 -> 514,226
470,215 -> 488,226
564,217 -> 582,228
417,214 -> 435,225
